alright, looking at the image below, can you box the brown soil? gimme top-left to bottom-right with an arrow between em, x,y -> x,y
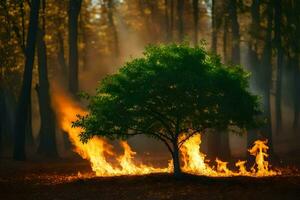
0,159 -> 300,200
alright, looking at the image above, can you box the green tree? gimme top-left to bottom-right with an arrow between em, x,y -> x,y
74,43 -> 261,177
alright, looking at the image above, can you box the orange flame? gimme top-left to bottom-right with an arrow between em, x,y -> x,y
52,87 -> 280,177
52,88 -> 170,176
180,134 -> 280,177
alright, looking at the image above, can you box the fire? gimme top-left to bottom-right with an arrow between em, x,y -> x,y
248,140 -> 278,176
52,87 -> 280,177
180,134 -> 280,177
52,88 -> 170,176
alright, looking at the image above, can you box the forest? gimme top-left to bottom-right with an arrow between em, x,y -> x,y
0,0 -> 300,199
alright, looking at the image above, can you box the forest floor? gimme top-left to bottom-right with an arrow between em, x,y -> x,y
0,158 -> 300,200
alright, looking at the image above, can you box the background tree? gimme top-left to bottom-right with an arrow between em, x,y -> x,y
74,44 -> 261,177
36,0 -> 58,157
68,0 -> 82,95
13,0 -> 40,160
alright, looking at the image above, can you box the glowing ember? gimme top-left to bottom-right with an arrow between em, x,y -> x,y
52,88 -> 280,177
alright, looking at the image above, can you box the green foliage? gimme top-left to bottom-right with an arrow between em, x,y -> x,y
73,43 -> 261,143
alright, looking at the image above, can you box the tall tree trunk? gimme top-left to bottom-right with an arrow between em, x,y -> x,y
170,0 -> 174,40
261,0 -> 274,156
36,1 -> 58,157
164,0 -> 170,41
274,0 -> 283,133
291,0 -> 300,131
223,16 -> 228,62
211,0 -> 217,52
228,0 -> 240,64
107,0 -> 119,58
0,88 -> 3,155
57,31 -> 68,77
68,0 -> 82,95
13,0 -> 40,160
177,0 -> 184,42
293,57 -> 300,130
247,0 -> 260,147
192,0 -> 199,45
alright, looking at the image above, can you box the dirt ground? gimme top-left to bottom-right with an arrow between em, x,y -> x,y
0,159 -> 300,200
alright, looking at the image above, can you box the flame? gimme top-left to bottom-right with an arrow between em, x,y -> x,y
52,86 -> 280,177
180,134 -> 280,177
248,140 -> 279,176
52,88 -> 170,176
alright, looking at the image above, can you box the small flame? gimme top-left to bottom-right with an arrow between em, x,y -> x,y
52,86 -> 280,177
248,140 -> 279,176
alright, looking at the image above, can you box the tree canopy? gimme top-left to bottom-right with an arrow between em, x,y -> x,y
74,43 -> 261,176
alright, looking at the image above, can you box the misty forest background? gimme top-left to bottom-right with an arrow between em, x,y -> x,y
0,0 -> 299,162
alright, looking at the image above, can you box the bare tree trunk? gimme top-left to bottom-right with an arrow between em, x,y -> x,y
261,0 -> 274,156
192,0 -> 199,45
36,1 -> 58,157
57,31 -> 68,77
291,1 -> 300,131
164,0 -> 170,41
247,0 -> 260,148
274,0 -> 283,134
177,0 -> 184,42
223,16 -> 228,63
170,0 -> 174,40
228,0 -> 240,64
211,0 -> 217,52
107,0 -> 119,58
68,0 -> 82,95
13,0 -> 40,160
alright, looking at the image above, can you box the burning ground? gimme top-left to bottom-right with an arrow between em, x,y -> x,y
0,159 -> 300,200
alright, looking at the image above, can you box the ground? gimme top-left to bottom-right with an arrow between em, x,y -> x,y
0,159 -> 300,200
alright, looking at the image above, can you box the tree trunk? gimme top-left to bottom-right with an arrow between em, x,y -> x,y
246,0 -> 260,148
223,16 -> 228,63
228,0 -> 240,64
274,0 -> 283,133
164,0 -> 170,41
57,31 -> 68,77
211,0 -> 217,52
107,0 -> 119,58
68,0 -> 82,95
13,0 -> 40,161
172,141 -> 182,177
0,88 -> 3,155
170,0 -> 174,40
293,57 -> 300,130
291,1 -> 300,131
36,26 -> 58,157
261,0 -> 274,156
177,0 -> 184,42
192,0 -> 199,45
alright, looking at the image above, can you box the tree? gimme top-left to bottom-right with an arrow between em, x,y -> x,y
13,0 -> 40,160
228,0 -> 240,64
274,0 -> 283,133
36,0 -> 58,157
74,44 -> 261,177
68,0 -> 82,95
177,0 -> 184,41
192,0 -> 199,44
211,0 -> 217,52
